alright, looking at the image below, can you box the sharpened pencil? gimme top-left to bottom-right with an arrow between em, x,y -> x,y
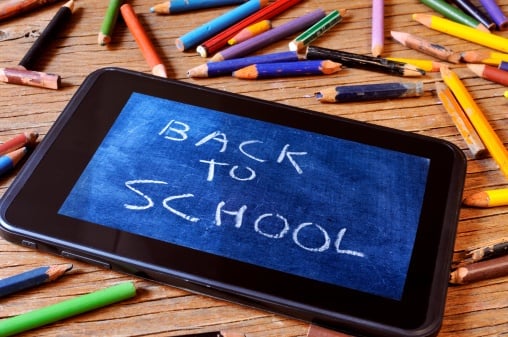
460,50 -> 508,65
187,51 -> 300,78
463,188 -> 508,207
210,9 -> 326,62
233,60 -> 341,79
0,147 -> 27,176
390,30 -> 461,63
0,0 -> 61,22
304,45 -> 426,77
315,82 -> 423,103
0,264 -> 73,298
454,238 -> 508,266
435,82 -> 487,159
150,0 -> 248,14
467,63 -> 508,86
0,130 -> 38,156
440,66 -> 508,178
413,13 -> 508,53
18,0 -> 75,70
449,254 -> 508,284
120,4 -> 167,78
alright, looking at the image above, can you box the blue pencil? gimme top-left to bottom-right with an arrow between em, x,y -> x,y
233,60 -> 342,79
175,0 -> 268,51
0,147 -> 27,176
187,51 -> 300,77
150,0 -> 248,14
0,264 -> 73,298
210,8 -> 327,62
315,82 -> 424,103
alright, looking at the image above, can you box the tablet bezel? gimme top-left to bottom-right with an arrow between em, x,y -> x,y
0,68 -> 466,337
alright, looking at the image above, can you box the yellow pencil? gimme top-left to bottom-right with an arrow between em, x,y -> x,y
461,50 -> 508,66
413,14 -> 508,54
463,188 -> 508,207
440,66 -> 508,178
387,57 -> 444,72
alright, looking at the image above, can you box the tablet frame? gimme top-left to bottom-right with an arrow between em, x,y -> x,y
0,68 -> 466,337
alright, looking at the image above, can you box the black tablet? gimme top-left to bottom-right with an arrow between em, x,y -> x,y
0,68 -> 466,337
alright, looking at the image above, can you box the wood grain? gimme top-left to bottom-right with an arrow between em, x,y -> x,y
0,0 -> 507,336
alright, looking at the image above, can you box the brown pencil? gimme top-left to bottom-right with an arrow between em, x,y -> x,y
467,63 -> 508,86
0,67 -> 61,90
390,31 -> 461,63
0,0 -> 62,21
0,131 -> 38,156
120,4 -> 167,78
450,254 -> 508,284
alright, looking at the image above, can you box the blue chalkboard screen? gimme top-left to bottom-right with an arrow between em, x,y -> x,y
59,92 -> 429,301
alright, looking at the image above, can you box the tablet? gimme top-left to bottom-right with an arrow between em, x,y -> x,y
0,68 -> 466,337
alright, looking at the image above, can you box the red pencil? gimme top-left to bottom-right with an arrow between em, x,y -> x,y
467,63 -> 508,86
196,0 -> 302,58
0,131 -> 38,156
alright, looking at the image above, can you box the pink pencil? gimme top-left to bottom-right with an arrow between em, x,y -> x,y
372,0 -> 384,57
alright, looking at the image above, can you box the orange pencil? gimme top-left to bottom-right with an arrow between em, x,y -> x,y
0,131 -> 38,156
120,4 -> 167,78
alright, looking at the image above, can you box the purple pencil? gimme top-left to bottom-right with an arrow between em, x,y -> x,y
478,0 -> 508,30
209,8 -> 326,62
371,0 -> 384,57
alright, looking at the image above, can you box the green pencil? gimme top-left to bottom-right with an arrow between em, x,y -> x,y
288,9 -> 346,51
419,0 -> 489,31
0,281 -> 137,337
98,0 -> 123,45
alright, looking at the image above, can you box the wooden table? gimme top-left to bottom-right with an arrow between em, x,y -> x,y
0,0 -> 507,336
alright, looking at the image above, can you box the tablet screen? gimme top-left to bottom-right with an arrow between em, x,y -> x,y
59,92 -> 430,301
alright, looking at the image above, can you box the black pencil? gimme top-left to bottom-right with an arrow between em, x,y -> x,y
304,45 -> 426,77
18,0 -> 75,70
315,82 -> 424,103
0,264 -> 73,298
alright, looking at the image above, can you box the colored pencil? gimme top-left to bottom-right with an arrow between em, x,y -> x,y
197,0 -> 302,58
288,9 -> 346,52
390,30 -> 461,63
98,0 -> 123,46
120,4 -> 167,78
0,0 -> 61,22
0,147 -> 27,176
435,82 -> 487,159
419,0 -> 489,31
233,60 -> 341,79
18,0 -> 75,70
304,45 -> 426,77
150,0 -> 248,14
467,63 -> 508,86
228,20 -> 272,45
499,61 -> 508,71
315,82 -> 423,103
460,50 -> 508,65
0,131 -> 38,156
386,57 -> 443,72
412,13 -> 508,53
440,66 -> 508,178
0,264 -> 73,298
453,237 -> 508,267
371,0 -> 384,57
210,9 -> 326,62
187,51 -> 300,77
0,282 -> 137,336
176,0 -> 267,52
449,254 -> 508,284
478,0 -> 508,30
463,188 -> 508,207
0,68 -> 61,90
177,332 -> 245,337
505,90 -> 508,99
448,0 -> 496,30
